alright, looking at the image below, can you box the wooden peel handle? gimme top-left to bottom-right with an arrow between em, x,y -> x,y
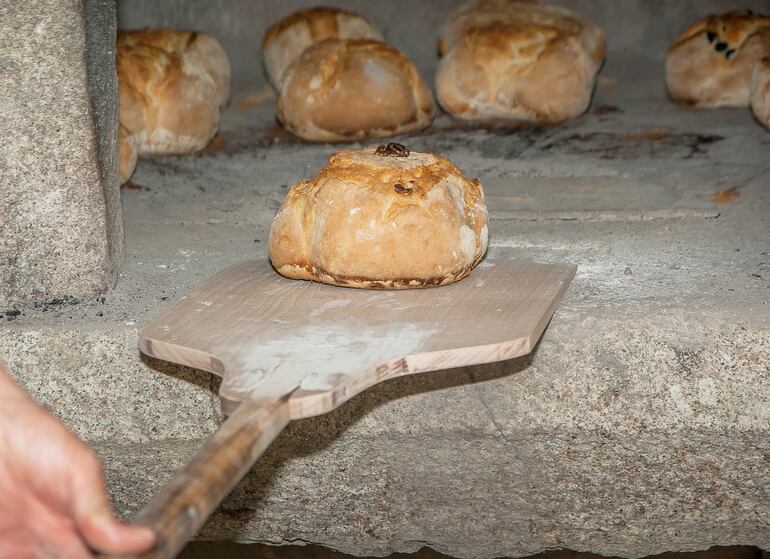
100,394 -> 291,559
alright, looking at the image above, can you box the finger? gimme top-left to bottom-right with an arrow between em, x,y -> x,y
35,527 -> 94,559
78,514 -> 157,556
23,474 -> 95,559
27,503 -> 93,559
70,451 -> 155,555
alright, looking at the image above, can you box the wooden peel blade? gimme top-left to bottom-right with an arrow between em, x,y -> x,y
100,256 -> 576,559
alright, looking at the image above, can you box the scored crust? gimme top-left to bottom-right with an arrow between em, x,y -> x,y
435,0 -> 605,123
269,146 -> 489,289
277,38 -> 435,142
751,57 -> 770,129
437,0 -> 603,60
117,29 -> 231,155
262,6 -> 382,88
119,29 -> 230,106
666,10 -> 770,107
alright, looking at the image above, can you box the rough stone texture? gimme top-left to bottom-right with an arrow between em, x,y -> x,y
2,1 -> 770,557
0,0 -> 122,307
3,64 -> 769,557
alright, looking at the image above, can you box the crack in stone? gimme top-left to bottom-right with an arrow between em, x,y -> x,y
468,367 -> 512,445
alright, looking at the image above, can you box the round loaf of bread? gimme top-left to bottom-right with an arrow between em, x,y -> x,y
262,6 -> 382,88
666,11 -> 770,108
269,144 -> 489,289
435,0 -> 605,123
119,124 -> 137,184
277,39 -> 435,142
117,29 -> 231,155
751,57 -> 770,129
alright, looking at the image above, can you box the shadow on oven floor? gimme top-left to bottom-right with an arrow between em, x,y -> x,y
178,543 -> 768,559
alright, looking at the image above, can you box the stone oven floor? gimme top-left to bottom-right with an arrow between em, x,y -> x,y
2,74 -> 769,558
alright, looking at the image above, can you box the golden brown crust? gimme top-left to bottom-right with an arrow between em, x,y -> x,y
276,39 -> 434,142
262,6 -> 381,87
118,124 -> 137,184
669,11 -> 770,52
437,0 -> 603,60
269,147 -> 489,289
435,1 -> 605,123
751,57 -> 770,129
667,18 -> 709,52
262,6 -> 376,49
666,11 -> 770,107
118,29 -> 230,107
117,29 -> 231,154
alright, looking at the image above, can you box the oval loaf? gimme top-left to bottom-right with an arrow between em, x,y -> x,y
277,38 -> 434,142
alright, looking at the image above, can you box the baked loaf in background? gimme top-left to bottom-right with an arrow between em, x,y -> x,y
117,29 -> 231,156
751,57 -> 770,129
119,124 -> 137,184
262,6 -> 382,88
435,0 -> 605,123
666,10 -> 770,107
437,0 -> 538,56
269,144 -> 489,289
277,39 -> 435,142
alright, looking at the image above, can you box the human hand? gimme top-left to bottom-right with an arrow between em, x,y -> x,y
0,361 -> 155,558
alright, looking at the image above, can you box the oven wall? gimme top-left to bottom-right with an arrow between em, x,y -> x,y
117,0 -> 770,92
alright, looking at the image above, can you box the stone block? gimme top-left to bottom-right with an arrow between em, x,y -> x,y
0,0 -> 122,307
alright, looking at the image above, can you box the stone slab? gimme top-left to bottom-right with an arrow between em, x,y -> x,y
1,8 -> 770,556
4,308 -> 766,558
0,0 -> 122,307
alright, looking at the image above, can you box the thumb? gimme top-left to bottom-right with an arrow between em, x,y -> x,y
71,451 -> 156,555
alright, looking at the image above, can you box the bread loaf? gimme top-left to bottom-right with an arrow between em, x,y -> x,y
119,124 -> 137,184
438,0 -> 538,56
435,0 -> 605,123
666,11 -> 770,107
751,57 -> 770,129
262,6 -> 382,88
117,29 -> 231,155
269,144 -> 489,289
277,39 -> 435,142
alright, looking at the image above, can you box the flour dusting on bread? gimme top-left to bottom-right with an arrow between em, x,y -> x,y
269,146 -> 488,289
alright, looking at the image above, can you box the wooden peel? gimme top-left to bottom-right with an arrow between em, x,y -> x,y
104,256 -> 575,559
